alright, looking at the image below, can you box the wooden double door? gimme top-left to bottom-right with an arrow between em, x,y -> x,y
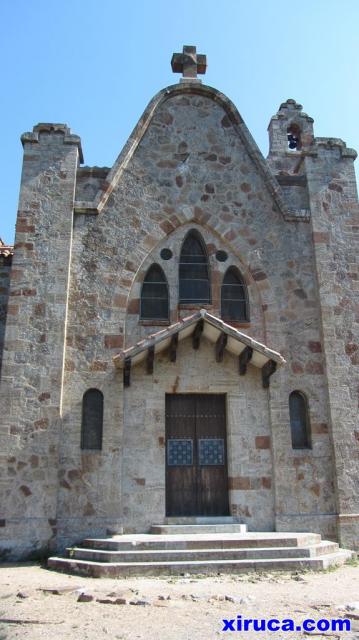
165,394 -> 229,517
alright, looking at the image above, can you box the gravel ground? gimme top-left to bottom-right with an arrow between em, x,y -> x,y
0,562 -> 358,640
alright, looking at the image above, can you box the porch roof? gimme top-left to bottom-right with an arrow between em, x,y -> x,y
113,310 -> 285,386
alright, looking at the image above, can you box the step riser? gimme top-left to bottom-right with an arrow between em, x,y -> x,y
69,543 -> 339,563
163,517 -> 243,525
151,525 -> 247,534
82,535 -> 321,552
48,552 -> 352,578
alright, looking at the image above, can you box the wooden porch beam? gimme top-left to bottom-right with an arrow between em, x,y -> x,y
123,357 -> 131,387
215,332 -> 227,363
146,345 -> 155,374
192,319 -> 204,350
169,332 -> 178,362
239,346 -> 253,375
262,359 -> 277,388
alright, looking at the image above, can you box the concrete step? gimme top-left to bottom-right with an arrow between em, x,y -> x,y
48,549 -> 353,578
66,540 -> 339,564
81,532 -> 322,551
151,523 -> 247,534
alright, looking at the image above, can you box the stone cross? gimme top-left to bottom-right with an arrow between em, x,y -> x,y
171,45 -> 207,81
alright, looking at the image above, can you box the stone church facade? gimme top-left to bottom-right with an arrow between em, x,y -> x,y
0,47 -> 358,559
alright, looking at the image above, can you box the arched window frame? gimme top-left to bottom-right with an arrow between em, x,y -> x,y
289,390 -> 311,449
81,388 -> 104,450
140,263 -> 169,321
221,266 -> 249,323
179,229 -> 211,305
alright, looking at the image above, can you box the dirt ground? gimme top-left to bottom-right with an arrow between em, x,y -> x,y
0,562 -> 358,640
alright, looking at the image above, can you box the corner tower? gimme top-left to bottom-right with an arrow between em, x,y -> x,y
0,124 -> 82,558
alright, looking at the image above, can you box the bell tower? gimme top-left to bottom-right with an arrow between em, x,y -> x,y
267,99 -> 314,173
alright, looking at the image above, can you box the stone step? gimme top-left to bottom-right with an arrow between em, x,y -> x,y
48,549 -> 353,578
151,523 -> 247,534
81,532 -> 322,551
163,516 -> 243,525
66,540 -> 339,563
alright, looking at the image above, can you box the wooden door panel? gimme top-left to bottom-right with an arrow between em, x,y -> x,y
195,394 -> 229,516
166,394 -> 197,516
166,394 -> 229,517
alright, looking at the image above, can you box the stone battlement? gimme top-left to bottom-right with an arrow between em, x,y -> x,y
21,123 -> 84,163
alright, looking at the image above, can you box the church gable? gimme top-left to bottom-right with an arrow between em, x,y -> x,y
70,77 -> 304,359
76,83 -> 288,222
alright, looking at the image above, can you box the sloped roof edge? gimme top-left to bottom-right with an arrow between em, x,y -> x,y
74,82 -> 290,219
113,309 -> 286,370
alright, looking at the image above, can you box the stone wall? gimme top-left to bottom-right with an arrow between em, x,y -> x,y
305,140 -> 359,548
0,124 -> 81,559
0,81 -> 356,557
0,247 -> 12,378
75,166 -> 109,201
57,85 -> 337,550
122,339 -> 274,533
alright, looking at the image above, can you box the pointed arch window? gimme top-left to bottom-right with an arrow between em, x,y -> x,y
221,267 -> 249,322
81,389 -> 103,450
289,391 -> 311,449
140,264 -> 169,320
179,231 -> 211,304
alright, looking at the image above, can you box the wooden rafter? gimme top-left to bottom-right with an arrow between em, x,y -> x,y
192,319 -> 204,350
147,345 -> 155,374
262,360 -> 277,388
215,332 -> 228,363
169,333 -> 178,362
239,346 -> 253,375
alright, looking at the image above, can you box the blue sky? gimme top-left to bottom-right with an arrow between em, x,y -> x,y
1,0 -> 359,244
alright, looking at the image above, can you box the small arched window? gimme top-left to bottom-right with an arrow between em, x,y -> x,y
179,231 -> 210,304
81,389 -> 103,450
140,264 -> 169,320
289,391 -> 311,449
221,267 -> 249,322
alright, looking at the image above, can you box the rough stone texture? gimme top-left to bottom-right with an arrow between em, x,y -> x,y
305,142 -> 359,548
75,166 -> 110,202
0,240 -> 13,377
122,340 -> 275,533
0,124 -> 81,557
0,76 -> 357,558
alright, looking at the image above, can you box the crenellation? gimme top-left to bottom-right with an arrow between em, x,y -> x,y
21,123 -> 84,163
